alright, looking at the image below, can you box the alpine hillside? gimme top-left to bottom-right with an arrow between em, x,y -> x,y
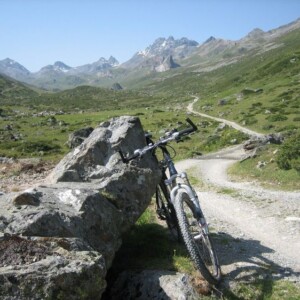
0,18 -> 299,91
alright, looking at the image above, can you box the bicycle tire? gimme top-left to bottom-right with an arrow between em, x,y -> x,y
174,190 -> 221,284
156,183 -> 181,241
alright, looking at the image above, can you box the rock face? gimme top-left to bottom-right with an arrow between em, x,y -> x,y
155,55 -> 180,72
0,116 -> 161,299
67,126 -> 94,148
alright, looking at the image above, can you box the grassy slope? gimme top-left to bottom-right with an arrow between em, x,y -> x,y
139,28 -> 300,135
0,74 -> 39,103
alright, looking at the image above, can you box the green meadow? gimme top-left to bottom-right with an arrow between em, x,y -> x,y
1,28 -> 299,189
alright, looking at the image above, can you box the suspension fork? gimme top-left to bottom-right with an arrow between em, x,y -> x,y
169,178 -> 209,235
165,173 -> 201,218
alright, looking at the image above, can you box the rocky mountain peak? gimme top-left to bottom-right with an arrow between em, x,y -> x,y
97,57 -> 109,64
2,58 -> 15,64
0,58 -> 30,79
245,28 -> 265,39
53,61 -> 72,72
108,56 -> 119,66
204,36 -> 217,44
37,61 -> 71,74
141,36 -> 199,58
123,36 -> 199,70
0,58 -> 29,71
94,56 -> 119,67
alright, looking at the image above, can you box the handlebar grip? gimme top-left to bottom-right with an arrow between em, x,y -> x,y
186,118 -> 198,131
176,127 -> 194,137
176,118 -> 198,137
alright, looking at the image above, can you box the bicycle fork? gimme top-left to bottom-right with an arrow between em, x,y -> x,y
165,172 -> 209,236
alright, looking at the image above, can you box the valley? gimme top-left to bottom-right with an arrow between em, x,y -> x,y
0,17 -> 300,299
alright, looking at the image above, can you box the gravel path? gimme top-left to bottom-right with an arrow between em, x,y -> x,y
187,96 -> 265,138
176,145 -> 300,286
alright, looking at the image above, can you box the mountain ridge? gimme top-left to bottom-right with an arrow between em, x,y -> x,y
0,18 -> 299,90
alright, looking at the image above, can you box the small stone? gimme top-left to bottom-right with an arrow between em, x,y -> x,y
12,192 -> 40,206
256,161 -> 266,169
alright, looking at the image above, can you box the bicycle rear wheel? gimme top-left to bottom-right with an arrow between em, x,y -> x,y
174,190 -> 221,284
156,183 -> 180,241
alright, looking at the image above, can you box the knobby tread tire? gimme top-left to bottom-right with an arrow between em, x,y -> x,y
174,190 -> 221,285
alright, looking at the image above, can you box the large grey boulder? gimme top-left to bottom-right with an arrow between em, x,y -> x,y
0,116 -> 161,299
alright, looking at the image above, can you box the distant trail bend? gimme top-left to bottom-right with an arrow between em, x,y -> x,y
187,96 -> 265,138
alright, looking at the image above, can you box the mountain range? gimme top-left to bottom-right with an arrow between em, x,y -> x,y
0,18 -> 300,91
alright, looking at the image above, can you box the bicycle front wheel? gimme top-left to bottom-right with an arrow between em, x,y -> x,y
174,190 -> 221,284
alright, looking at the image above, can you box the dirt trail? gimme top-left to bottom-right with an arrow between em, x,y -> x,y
187,96 -> 265,138
177,99 -> 300,285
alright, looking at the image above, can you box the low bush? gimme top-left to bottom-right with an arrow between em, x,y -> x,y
267,114 -> 288,122
276,133 -> 300,172
17,141 -> 62,155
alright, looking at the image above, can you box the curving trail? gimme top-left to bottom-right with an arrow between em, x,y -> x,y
175,98 -> 300,285
187,96 -> 265,138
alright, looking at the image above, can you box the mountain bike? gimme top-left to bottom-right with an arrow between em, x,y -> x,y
119,118 -> 221,284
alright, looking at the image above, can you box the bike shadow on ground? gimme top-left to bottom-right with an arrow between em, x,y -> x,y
211,231 -> 300,285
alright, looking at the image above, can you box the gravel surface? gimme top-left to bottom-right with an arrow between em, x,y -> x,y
0,159 -> 54,194
176,145 -> 300,287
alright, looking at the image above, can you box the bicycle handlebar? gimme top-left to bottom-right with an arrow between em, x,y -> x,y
176,117 -> 198,138
118,118 -> 197,163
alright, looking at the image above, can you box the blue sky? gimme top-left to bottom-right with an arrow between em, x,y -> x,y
1,0 -> 299,72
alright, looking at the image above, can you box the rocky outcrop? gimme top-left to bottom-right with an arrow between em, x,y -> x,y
155,55 -> 180,72
0,116 -> 161,299
67,127 -> 94,148
243,133 -> 283,151
111,83 -> 123,90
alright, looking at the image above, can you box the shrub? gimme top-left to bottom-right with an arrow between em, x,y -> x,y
17,141 -> 61,155
276,133 -> 300,172
242,117 -> 258,125
278,125 -> 298,132
267,114 -> 288,122
262,124 -> 274,130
